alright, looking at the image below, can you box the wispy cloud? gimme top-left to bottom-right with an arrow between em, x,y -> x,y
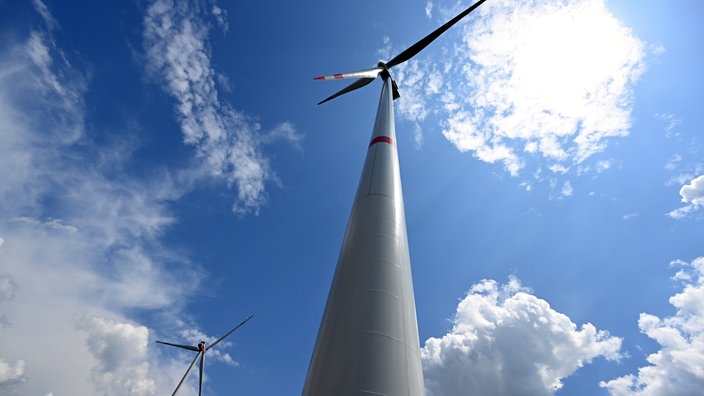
665,153 -> 682,171
397,0 -> 645,184
600,257 -> 704,394
31,0 -> 58,31
0,1 -> 256,394
142,0 -> 299,215
561,180 -> 574,198
422,277 -> 622,395
657,113 -> 683,138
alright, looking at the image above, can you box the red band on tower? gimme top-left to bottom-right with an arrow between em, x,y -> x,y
368,136 -> 395,148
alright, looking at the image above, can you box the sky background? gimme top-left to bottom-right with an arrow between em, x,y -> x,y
0,0 -> 703,395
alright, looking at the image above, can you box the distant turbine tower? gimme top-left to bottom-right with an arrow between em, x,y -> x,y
303,1 -> 486,395
156,315 -> 253,396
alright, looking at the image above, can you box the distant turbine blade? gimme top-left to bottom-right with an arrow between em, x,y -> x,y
172,351 -> 201,396
314,67 -> 383,81
207,314 -> 254,351
198,352 -> 205,396
386,0 -> 487,68
317,78 -> 376,105
156,341 -> 200,352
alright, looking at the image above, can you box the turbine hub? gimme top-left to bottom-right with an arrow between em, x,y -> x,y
377,61 -> 391,81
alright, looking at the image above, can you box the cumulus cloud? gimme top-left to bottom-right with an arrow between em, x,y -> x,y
421,277 -> 622,395
600,257 -> 704,395
0,358 -> 26,387
142,0 -> 299,215
680,175 -> 704,205
667,175 -> 704,219
79,316 -> 156,396
397,0 -> 645,181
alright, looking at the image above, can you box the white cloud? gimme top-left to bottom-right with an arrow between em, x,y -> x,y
0,358 -> 26,386
400,0 -> 645,179
32,0 -> 57,29
667,175 -> 704,219
211,5 -> 228,33
413,123 -> 424,149
261,121 -> 304,151
79,316 -> 156,396
657,113 -> 683,138
422,277 -> 622,396
549,164 -> 569,174
595,160 -> 612,173
680,175 -> 704,205
142,0 -> 299,215
0,2 -> 216,394
0,3 -> 264,390
395,59 -> 432,123
666,205 -> 696,220
600,257 -> 704,395
0,273 -> 17,300
665,154 -> 682,171
173,327 -> 241,366
561,181 -> 574,198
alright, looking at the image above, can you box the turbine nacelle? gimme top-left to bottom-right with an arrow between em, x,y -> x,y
376,61 -> 390,76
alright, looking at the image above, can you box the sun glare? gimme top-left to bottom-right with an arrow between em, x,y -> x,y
445,0 -> 646,172
513,1 -> 642,114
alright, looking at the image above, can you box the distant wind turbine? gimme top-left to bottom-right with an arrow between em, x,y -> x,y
303,1 -> 487,395
156,314 -> 253,396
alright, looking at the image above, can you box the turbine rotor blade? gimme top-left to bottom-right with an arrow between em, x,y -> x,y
198,352 -> 205,396
207,314 -> 254,351
386,0 -> 487,68
314,67 -> 383,81
391,79 -> 400,100
172,351 -> 201,396
317,78 -> 376,105
156,341 -> 200,352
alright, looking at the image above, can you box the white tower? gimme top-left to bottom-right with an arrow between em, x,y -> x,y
303,2 -> 486,394
303,75 -> 424,395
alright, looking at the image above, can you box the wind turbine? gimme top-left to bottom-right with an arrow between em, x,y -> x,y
303,1 -> 486,395
156,314 -> 253,396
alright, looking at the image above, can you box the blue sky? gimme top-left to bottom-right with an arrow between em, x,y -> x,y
1,0 -> 703,395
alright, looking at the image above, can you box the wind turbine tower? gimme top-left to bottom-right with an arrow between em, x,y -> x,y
303,2 -> 486,395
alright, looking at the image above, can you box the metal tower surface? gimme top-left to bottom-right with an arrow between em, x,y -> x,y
303,75 -> 424,395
